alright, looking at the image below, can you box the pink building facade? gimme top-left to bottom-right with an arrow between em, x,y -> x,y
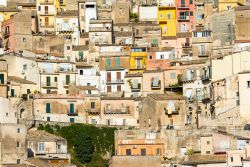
176,0 -> 195,33
147,48 -> 173,70
1,16 -> 14,52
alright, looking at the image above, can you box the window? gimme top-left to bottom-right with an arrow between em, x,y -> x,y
69,103 -> 75,114
46,89 -> 51,94
23,64 -> 27,70
241,157 -> 243,161
80,70 -> 83,75
141,148 -> 146,156
167,13 -> 171,19
206,151 -> 210,154
190,0 -> 193,4
126,149 -> 131,155
59,0 -> 64,4
170,72 -> 176,79
163,26 -> 167,34
160,54 -> 164,59
17,159 -> 20,164
200,45 -> 205,55
67,46 -> 70,50
149,55 -> 153,59
45,17 -> 49,26
17,141 -> 20,148
207,141 -> 210,144
70,118 -> 75,123
160,13 -> 163,18
247,81 -> 250,88
46,103 -> 51,113
38,142 -> 45,152
17,128 -> 20,133
54,77 -> 57,82
230,157 -> 233,162
81,4 -> 84,9
91,102 -> 95,109
157,148 -> 161,155
38,6 -> 41,11
23,37 -> 26,43
190,11 -> 193,16
47,116 -> 50,121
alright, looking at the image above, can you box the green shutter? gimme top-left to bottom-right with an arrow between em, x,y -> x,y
70,103 -> 74,113
116,57 -> 121,68
46,103 -> 51,113
66,75 -> 70,84
79,51 -> 84,60
11,89 -> 15,97
152,39 -> 158,46
106,58 -> 111,70
0,74 -> 4,84
46,76 -> 51,86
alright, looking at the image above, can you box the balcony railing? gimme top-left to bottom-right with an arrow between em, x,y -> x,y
104,107 -> 130,115
41,82 -> 58,88
178,16 -> 190,20
131,84 -> 141,92
182,76 -> 196,82
57,68 -> 75,73
106,79 -> 124,84
202,95 -> 210,103
67,109 -> 78,116
86,109 -> 100,115
40,68 -> 56,74
63,81 -> 76,86
177,5 -> 190,8
182,43 -> 191,48
39,0 -> 54,5
40,25 -> 55,28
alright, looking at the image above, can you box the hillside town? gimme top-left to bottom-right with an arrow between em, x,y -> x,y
1,0 -> 250,166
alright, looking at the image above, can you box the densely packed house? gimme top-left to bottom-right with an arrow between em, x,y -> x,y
1,0 -> 250,166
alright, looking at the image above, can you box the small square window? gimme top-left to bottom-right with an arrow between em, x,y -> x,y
149,55 -> 153,59
17,141 -> 20,148
23,38 -> 26,43
67,46 -> 70,50
207,141 -> 210,144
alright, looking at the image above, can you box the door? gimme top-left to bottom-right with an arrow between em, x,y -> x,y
66,75 -> 70,85
45,6 -> 48,14
107,72 -> 111,83
45,17 -> 49,26
136,59 -> 141,69
11,89 -> 15,97
117,85 -> 121,92
0,74 -> 4,84
46,76 -> 51,86
116,72 -> 121,82
107,85 -> 111,92
141,148 -> 146,156
70,103 -> 74,114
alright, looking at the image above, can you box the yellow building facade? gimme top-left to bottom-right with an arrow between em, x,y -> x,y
218,0 -> 244,11
55,0 -> 67,11
129,47 -> 148,74
0,9 -> 19,21
158,6 -> 177,37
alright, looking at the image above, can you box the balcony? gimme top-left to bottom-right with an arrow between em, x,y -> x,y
151,80 -> 161,89
158,2 -> 176,8
177,5 -> 190,9
181,76 -> 196,82
4,31 -> 10,38
63,81 -> 76,87
164,107 -> 179,115
57,68 -> 75,73
104,107 -> 130,115
40,24 -> 55,28
106,79 -> 124,84
41,82 -> 58,88
202,95 -> 210,103
178,16 -> 190,21
182,43 -> 191,48
39,0 -> 54,5
201,75 -> 211,83
131,83 -> 141,92
86,109 -> 100,115
40,68 -> 56,74
67,109 -> 78,116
